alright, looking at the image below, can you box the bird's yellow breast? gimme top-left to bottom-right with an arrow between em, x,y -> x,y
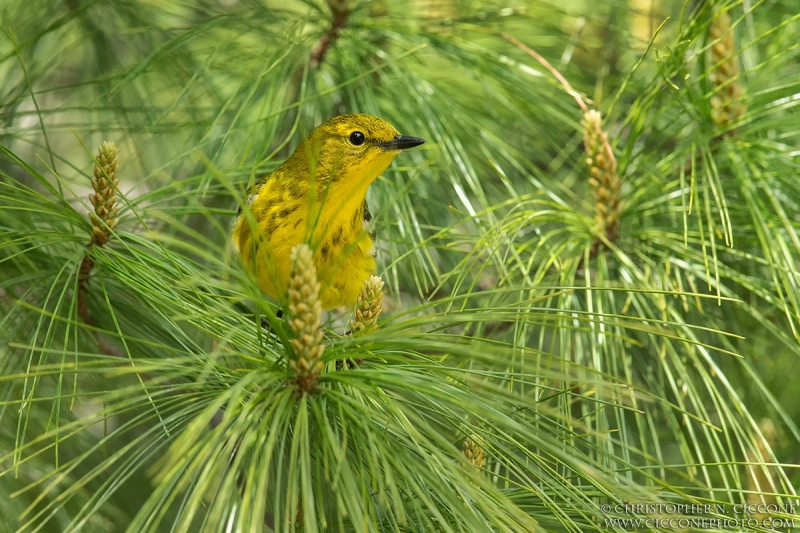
234,151 -> 392,309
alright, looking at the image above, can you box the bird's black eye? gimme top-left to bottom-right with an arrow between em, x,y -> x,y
349,131 -> 365,146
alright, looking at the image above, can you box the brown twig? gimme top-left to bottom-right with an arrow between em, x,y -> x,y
500,32 -> 588,113
500,32 -> 618,174
77,253 -> 95,326
280,1 -> 352,161
310,0 -> 352,67
281,0 -> 354,159
77,255 -> 126,359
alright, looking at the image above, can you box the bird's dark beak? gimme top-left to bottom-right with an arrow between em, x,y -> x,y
382,135 -> 426,151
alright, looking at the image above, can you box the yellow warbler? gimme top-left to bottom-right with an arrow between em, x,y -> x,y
234,114 -> 425,309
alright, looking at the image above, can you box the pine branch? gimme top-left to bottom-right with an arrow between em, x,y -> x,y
708,6 -> 746,134
310,0 -> 352,67
77,142 -> 125,359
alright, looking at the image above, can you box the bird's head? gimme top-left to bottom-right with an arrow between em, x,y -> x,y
295,113 -> 425,191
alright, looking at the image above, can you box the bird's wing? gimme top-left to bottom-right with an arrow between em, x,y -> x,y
362,199 -> 375,239
363,199 -> 377,257
237,182 -> 264,217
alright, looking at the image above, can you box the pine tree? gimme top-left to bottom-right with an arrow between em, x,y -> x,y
1,1 -> 798,531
